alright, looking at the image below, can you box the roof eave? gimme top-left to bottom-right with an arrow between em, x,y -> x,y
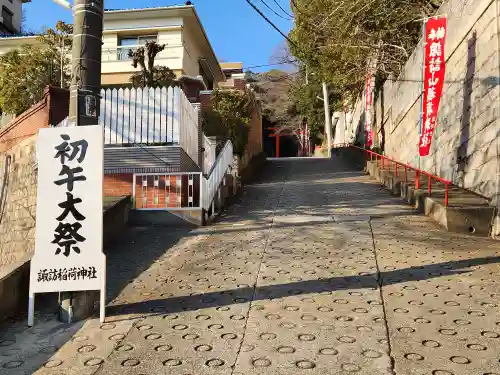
187,7 -> 224,82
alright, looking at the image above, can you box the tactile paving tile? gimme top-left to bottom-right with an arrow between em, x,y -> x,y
1,158 -> 499,375
372,215 -> 500,375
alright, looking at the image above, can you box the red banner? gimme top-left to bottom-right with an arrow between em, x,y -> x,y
419,17 -> 447,156
365,73 -> 374,147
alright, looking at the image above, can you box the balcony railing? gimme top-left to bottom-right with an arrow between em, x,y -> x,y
102,45 -> 137,62
102,45 -> 183,62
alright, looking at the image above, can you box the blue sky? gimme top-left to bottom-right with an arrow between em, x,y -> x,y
23,0 -> 294,72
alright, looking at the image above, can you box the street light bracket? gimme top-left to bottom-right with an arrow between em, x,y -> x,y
52,0 -> 72,10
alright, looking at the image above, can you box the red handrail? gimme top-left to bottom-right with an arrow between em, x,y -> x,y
332,144 -> 451,206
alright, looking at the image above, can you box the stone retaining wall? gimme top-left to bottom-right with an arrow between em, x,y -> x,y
341,0 -> 500,236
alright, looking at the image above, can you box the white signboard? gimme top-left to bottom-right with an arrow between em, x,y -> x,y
28,125 -> 105,326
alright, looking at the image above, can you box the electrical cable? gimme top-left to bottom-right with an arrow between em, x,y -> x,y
259,0 -> 292,20
244,0 -> 300,51
244,61 -> 297,69
270,0 -> 295,19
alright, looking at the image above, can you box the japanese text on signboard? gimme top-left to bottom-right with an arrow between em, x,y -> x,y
53,135 -> 88,257
419,17 -> 447,156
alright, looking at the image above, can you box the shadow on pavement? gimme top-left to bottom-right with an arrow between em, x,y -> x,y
106,254 -> 500,319
105,225 -> 196,303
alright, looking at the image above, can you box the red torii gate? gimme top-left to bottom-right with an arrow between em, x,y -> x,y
268,126 -> 309,158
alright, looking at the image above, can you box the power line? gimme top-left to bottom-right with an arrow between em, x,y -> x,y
244,61 -> 297,69
259,0 -> 292,20
244,0 -> 300,51
271,0 -> 295,19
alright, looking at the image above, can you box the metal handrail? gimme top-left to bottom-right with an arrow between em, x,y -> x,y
203,140 -> 233,210
334,143 -> 452,206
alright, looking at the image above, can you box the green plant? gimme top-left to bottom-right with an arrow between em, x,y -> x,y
202,89 -> 254,157
0,45 -> 60,115
36,21 -> 73,88
129,41 -> 177,88
289,0 -> 442,94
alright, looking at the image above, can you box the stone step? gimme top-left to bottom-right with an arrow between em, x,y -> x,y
366,160 -> 495,237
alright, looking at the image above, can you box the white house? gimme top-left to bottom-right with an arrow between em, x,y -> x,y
0,0 -> 29,34
0,5 -> 225,88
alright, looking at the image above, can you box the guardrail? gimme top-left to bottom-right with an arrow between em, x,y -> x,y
332,143 -> 452,206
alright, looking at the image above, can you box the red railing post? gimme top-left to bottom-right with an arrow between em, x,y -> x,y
428,176 -> 432,195
445,183 -> 449,206
415,170 -> 420,189
370,152 -> 373,161
395,163 -> 398,176
404,165 -> 408,182
381,157 -> 385,169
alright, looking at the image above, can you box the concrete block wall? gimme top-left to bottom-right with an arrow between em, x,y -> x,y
0,138 -> 37,269
343,0 -> 500,236
0,86 -> 69,270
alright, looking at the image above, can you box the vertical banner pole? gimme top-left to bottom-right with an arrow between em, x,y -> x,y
418,18 -> 427,170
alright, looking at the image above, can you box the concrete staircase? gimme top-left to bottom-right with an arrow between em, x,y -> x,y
333,146 -> 496,238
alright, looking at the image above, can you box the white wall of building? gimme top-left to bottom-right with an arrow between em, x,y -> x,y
0,0 -> 23,33
103,16 -> 183,32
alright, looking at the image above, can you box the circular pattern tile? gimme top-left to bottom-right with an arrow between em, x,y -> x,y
319,347 -> 339,355
116,344 -> 134,352
77,344 -> 96,353
121,359 -> 140,367
145,333 -> 162,340
155,344 -> 173,352
296,360 -> 316,369
341,363 -> 361,372
422,340 -> 441,348
195,344 -> 212,352
338,336 -> 356,343
405,353 -> 424,361
482,331 -> 500,339
259,332 -> 277,340
450,356 -> 470,364
206,358 -> 225,367
163,359 -> 182,367
84,358 -> 104,366
467,343 -> 486,351
298,334 -> 316,341
277,346 -> 296,354
252,358 -> 272,367
44,360 -> 62,368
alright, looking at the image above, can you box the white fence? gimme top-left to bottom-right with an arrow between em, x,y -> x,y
179,94 -> 199,166
100,86 -> 180,145
202,140 -> 234,211
98,86 -> 199,164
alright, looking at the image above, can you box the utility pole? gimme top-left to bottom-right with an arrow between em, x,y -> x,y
52,0 -> 104,323
322,81 -> 332,158
68,0 -> 104,126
